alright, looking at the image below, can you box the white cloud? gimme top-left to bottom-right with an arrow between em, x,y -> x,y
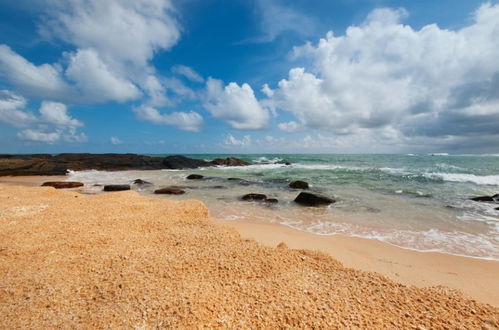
38,101 -> 83,127
65,48 -> 141,103
0,45 -> 69,100
172,65 -> 204,83
278,121 -> 300,133
110,136 -> 123,145
0,90 -> 36,128
222,134 -> 252,147
41,0 -> 180,68
204,78 -> 269,130
266,3 -> 499,150
17,129 -> 61,144
133,105 -> 203,132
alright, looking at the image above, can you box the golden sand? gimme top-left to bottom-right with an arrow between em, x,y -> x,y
0,186 -> 498,328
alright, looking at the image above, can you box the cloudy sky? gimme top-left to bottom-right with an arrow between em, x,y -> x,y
0,0 -> 498,154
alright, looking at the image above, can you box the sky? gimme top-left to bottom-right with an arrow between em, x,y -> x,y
0,0 -> 498,154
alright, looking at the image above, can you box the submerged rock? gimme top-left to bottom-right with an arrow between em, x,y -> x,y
186,174 -> 204,180
41,181 -> 84,189
289,180 -> 309,189
265,198 -> 279,204
470,194 -> 499,202
210,157 -> 251,167
294,192 -> 335,206
154,187 -> 185,195
241,193 -> 267,201
103,185 -> 130,192
227,177 -> 243,181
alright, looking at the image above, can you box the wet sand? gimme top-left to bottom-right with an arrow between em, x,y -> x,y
0,185 -> 498,328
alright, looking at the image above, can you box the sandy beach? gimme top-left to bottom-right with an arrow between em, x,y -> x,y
0,184 -> 498,328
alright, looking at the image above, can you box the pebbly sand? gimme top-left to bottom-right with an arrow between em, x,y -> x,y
0,185 -> 498,328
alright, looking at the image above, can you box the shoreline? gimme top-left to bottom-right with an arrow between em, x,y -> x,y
1,176 -> 498,306
217,219 -> 499,307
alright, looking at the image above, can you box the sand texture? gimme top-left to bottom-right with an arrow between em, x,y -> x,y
0,186 -> 498,328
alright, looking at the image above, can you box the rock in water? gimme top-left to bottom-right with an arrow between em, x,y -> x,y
294,192 -> 335,206
241,193 -> 267,201
186,174 -> 204,180
289,180 -> 309,189
41,181 -> 84,189
162,155 -> 210,169
265,198 -> 279,204
210,157 -> 251,166
470,195 -> 497,202
154,188 -> 185,195
103,185 -> 130,192
133,179 -> 151,185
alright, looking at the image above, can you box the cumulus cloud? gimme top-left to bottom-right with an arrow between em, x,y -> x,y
40,0 -> 180,68
110,136 -> 123,145
172,65 -> 204,83
0,45 -> 69,100
265,3 -> 499,150
204,78 -> 269,130
0,92 -> 87,144
222,134 -> 252,147
278,121 -> 300,133
0,90 -> 36,128
133,105 -> 203,132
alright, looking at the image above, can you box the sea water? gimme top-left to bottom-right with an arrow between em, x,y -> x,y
66,154 -> 499,260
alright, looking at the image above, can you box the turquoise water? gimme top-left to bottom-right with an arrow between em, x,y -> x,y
68,154 -> 499,260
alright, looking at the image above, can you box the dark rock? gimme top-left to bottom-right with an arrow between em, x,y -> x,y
228,177 -> 243,181
241,193 -> 267,201
162,155 -> 210,169
471,195 -> 495,202
103,185 -> 130,192
294,192 -> 335,206
186,174 -> 204,180
41,181 -> 84,189
289,180 -> 309,189
154,187 -> 185,195
210,157 -> 251,167
495,207 -> 499,210
265,198 -> 279,204
276,161 -> 292,165
133,179 -> 151,185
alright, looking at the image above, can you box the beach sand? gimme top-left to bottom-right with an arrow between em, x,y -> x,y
0,185 -> 498,328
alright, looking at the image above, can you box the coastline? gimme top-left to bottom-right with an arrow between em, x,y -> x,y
218,219 -> 499,307
1,176 -> 498,307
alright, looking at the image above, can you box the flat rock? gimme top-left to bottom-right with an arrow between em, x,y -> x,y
41,181 -> 84,189
227,177 -> 243,181
241,193 -> 267,201
289,180 -> 309,189
470,195 -> 498,202
186,174 -> 204,180
103,185 -> 130,192
154,187 -> 185,195
294,192 -> 335,206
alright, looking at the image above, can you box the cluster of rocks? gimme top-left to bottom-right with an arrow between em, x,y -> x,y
471,193 -> 499,210
0,154 -> 250,176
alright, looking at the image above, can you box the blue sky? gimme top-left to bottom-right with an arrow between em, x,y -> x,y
0,0 -> 498,154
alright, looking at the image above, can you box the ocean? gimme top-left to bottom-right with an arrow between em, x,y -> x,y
66,154 -> 499,260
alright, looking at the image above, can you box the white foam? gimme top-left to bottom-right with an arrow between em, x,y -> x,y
424,172 -> 499,186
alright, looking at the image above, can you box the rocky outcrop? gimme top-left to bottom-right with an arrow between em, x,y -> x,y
294,192 -> 335,206
103,185 -> 130,192
289,180 -> 309,189
471,194 -> 499,202
162,155 -> 211,169
241,193 -> 267,201
0,154 -> 251,176
210,157 -> 251,167
186,174 -> 204,180
41,181 -> 84,189
154,187 -> 185,195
